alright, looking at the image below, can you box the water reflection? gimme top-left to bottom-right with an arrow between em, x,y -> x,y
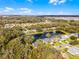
32,31 -> 65,42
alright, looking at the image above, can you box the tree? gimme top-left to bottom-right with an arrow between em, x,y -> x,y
70,36 -> 77,40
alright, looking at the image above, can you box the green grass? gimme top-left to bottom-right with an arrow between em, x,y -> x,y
60,47 -> 68,53
26,31 -> 44,35
59,30 -> 69,34
54,42 -> 62,46
66,38 -> 72,42
61,38 -> 72,44
61,40 -> 68,44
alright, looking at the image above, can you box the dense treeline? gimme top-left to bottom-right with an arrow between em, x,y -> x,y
0,16 -> 79,33
0,16 -> 79,30
0,27 -> 64,59
0,16 -> 45,24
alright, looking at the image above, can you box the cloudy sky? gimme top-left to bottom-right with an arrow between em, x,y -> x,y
0,0 -> 79,15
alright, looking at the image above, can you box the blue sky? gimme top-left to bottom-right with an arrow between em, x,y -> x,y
0,0 -> 79,15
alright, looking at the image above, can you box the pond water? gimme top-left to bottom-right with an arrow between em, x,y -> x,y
32,31 -> 65,42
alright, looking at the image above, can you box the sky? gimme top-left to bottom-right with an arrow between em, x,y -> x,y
0,0 -> 79,15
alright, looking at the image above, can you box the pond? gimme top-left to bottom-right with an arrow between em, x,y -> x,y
32,31 -> 65,42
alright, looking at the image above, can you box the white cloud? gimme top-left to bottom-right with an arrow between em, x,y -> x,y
3,7 -> 14,12
0,7 -> 73,15
0,7 -> 33,15
5,7 -> 14,11
49,0 -> 66,5
49,0 -> 58,5
20,8 -> 31,12
19,8 -> 32,15
0,7 -> 15,15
